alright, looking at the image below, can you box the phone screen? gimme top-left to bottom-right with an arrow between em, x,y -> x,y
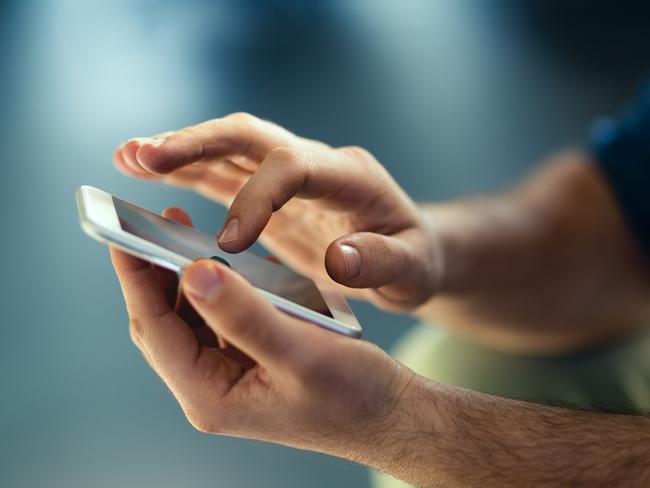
112,197 -> 333,317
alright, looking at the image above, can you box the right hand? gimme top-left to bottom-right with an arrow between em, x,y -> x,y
113,113 -> 442,311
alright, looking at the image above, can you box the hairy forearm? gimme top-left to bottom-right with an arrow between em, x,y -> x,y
368,375 -> 650,487
414,151 -> 650,352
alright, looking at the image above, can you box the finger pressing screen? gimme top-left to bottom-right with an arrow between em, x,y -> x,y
217,147 -> 338,252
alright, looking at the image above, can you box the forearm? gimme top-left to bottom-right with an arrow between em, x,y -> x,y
414,150 -> 650,352
366,375 -> 650,487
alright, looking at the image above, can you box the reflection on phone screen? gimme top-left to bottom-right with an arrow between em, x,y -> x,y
113,197 -> 333,317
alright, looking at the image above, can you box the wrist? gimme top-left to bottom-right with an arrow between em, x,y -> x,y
344,359 -> 420,464
287,350 -> 423,468
359,368 -> 447,485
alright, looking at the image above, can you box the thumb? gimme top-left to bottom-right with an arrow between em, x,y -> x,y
181,259 -> 301,368
325,231 -> 437,306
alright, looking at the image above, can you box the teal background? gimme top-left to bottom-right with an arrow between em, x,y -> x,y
1,1 -> 648,487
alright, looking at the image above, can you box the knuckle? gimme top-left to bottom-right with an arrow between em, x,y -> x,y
184,409 -> 219,434
340,146 -> 383,178
128,318 -> 144,345
339,145 -> 373,161
183,396 -> 238,436
176,125 -> 197,137
266,146 -> 302,168
177,119 -> 221,138
225,111 -> 257,126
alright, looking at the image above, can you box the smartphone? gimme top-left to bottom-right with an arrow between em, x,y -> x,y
76,185 -> 362,338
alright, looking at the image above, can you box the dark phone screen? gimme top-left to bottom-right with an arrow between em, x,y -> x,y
113,197 -> 332,317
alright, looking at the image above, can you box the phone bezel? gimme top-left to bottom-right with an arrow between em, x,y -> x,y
77,185 -> 362,338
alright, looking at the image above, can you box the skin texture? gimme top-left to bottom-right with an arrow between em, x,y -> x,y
115,113 -> 441,312
115,115 -> 650,352
111,113 -> 650,486
110,241 -> 413,459
385,379 -> 650,487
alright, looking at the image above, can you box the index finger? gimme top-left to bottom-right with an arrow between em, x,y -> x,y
217,146 -> 386,253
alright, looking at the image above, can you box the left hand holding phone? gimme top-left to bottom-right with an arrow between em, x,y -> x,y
110,208 -> 413,458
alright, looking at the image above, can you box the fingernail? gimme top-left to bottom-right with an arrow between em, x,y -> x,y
184,263 -> 223,300
340,244 -> 361,278
122,151 -> 146,173
218,218 -> 239,244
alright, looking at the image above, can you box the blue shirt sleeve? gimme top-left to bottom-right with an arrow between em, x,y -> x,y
591,80 -> 650,257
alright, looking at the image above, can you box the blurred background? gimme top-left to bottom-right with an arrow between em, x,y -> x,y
1,0 -> 649,486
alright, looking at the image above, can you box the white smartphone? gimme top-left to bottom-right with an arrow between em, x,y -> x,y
76,185 -> 362,338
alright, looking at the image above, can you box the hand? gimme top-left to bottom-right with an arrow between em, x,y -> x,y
110,207 -> 413,457
113,113 -> 442,311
